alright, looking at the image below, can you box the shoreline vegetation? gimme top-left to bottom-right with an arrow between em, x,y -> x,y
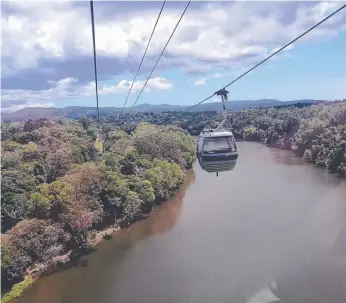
108,99 -> 345,178
235,100 -> 346,178
1,121 -> 196,300
1,100 -> 345,301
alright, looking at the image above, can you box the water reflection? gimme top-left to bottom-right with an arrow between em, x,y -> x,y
147,169 -> 196,236
118,168 -> 196,241
14,169 -> 196,303
269,148 -> 303,166
269,146 -> 345,187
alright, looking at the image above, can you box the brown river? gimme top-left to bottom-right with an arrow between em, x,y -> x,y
15,142 -> 346,303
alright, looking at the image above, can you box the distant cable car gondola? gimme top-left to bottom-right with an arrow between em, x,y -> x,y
197,89 -> 238,176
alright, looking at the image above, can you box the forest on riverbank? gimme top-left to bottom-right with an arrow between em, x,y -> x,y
231,100 -> 346,178
1,99 -> 345,299
1,120 -> 196,293
110,100 -> 346,177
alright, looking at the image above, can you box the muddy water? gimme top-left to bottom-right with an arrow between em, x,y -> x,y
16,142 -> 346,303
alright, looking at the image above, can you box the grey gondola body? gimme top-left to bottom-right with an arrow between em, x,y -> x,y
197,129 -> 238,173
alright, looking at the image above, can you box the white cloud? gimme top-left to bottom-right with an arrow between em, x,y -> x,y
107,77 -> 172,93
2,1 -> 346,79
1,77 -> 173,103
270,43 -> 295,55
194,78 -> 206,86
1,102 -> 55,113
193,72 -> 228,86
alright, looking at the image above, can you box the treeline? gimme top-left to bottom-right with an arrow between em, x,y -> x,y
104,100 -> 346,177
231,100 -> 346,177
104,111 -> 221,136
1,119 -> 196,289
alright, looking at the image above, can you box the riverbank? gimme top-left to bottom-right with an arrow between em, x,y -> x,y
1,121 -> 196,302
1,185 -> 182,302
2,127 -> 344,302
12,142 -> 346,303
1,276 -> 34,303
243,135 -> 346,179
1,221 -> 135,301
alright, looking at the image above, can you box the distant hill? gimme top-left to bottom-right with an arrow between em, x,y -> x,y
1,99 -> 323,122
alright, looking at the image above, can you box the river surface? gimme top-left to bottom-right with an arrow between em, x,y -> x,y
16,142 -> 346,303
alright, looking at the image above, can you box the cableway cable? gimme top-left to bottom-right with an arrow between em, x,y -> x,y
127,1 -> 191,116
90,0 -> 101,142
119,1 -> 166,119
182,3 -> 346,114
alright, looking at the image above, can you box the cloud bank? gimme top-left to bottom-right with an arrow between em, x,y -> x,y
1,1 -> 345,109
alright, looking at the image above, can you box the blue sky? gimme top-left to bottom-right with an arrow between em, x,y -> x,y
1,1 -> 346,112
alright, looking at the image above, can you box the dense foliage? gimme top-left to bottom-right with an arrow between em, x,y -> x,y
230,100 -> 346,178
1,119 -> 195,289
1,100 -> 345,291
109,101 -> 346,178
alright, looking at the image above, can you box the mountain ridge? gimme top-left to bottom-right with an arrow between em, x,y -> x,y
1,99 -> 323,121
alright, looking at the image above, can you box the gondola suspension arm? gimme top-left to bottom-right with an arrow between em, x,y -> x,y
215,88 -> 231,131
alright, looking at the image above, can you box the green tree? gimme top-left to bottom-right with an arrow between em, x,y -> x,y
145,159 -> 184,201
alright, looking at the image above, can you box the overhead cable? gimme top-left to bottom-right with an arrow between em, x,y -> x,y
90,0 -> 101,140
182,3 -> 346,113
119,1 -> 166,118
127,1 -> 191,115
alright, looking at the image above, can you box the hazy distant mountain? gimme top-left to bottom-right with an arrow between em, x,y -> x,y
1,99 -> 322,122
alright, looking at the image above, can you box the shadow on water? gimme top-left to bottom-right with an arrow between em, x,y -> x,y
34,247 -> 95,280
39,168 -> 197,277
102,234 -> 113,240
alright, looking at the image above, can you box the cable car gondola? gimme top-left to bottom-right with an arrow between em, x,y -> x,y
197,129 -> 238,174
197,89 -> 238,176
